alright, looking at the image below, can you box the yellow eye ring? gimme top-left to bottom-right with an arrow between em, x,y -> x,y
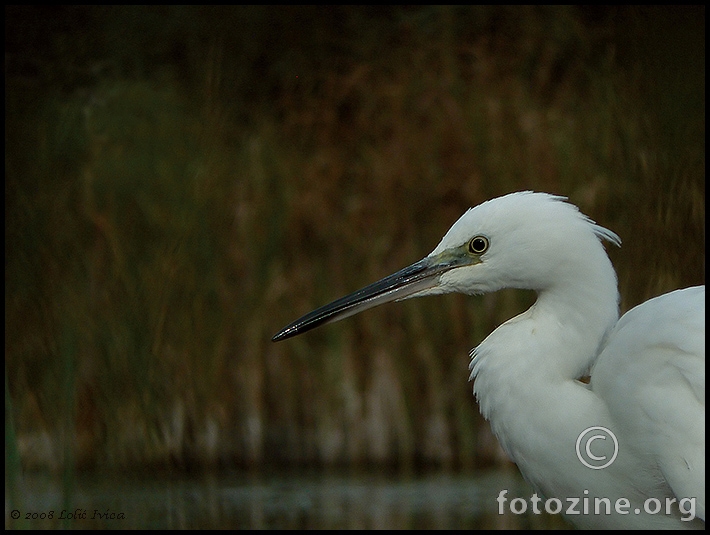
468,235 -> 489,254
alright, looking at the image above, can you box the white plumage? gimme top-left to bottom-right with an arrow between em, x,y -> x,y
274,191 -> 705,528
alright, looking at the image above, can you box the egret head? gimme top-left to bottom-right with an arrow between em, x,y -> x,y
272,191 -> 620,342
422,191 -> 621,296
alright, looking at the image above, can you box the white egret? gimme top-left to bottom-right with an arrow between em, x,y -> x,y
272,191 -> 705,529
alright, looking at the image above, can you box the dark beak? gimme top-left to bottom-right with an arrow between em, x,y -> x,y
272,252 -> 470,342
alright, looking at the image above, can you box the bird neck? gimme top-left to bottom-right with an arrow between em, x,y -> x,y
469,253 -> 621,505
469,254 -> 620,449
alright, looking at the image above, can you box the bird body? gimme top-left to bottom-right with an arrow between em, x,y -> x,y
273,191 -> 705,529
471,284 -> 704,528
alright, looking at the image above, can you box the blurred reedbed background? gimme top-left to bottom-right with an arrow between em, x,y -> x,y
5,6 -> 705,477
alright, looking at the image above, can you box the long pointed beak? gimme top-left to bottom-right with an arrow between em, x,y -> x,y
272,251 -> 471,342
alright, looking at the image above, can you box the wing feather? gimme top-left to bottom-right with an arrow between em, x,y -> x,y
592,286 -> 705,520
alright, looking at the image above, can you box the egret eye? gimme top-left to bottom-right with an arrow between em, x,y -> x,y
468,236 -> 489,254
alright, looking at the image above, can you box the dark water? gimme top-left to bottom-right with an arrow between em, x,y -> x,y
7,469 -> 568,529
